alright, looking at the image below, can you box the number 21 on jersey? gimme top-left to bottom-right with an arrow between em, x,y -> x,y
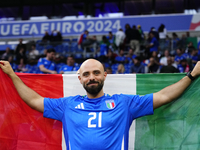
88,112 -> 102,128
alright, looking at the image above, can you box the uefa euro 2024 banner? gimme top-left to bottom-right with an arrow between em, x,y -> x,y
0,13 -> 200,38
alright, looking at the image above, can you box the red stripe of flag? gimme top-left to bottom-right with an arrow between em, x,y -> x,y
0,70 -> 63,150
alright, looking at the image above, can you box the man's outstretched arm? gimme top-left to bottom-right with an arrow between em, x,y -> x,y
153,61 -> 200,109
0,61 -> 44,112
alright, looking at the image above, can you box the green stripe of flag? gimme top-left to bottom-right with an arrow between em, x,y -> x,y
135,73 -> 200,149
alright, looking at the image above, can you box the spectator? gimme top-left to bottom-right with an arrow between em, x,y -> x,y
16,47 -> 27,64
58,55 -> 79,74
151,51 -> 160,65
137,25 -> 144,41
28,44 -> 40,64
130,25 -> 141,55
160,56 -> 179,73
171,55 -> 178,68
158,24 -> 167,52
107,31 -> 115,49
116,64 -> 125,74
158,24 -> 167,40
177,59 -> 190,73
78,30 -> 97,50
198,40 -> 200,55
98,35 -> 110,63
172,32 -> 180,51
182,48 -> 191,60
50,30 -> 63,44
105,49 -> 117,67
149,27 -> 159,41
42,31 -> 51,43
190,49 -> 199,67
125,48 -> 137,64
160,49 -> 170,66
146,31 -> 159,58
185,41 -> 195,54
147,57 -> 160,73
17,58 -> 28,73
50,30 -> 58,42
115,28 -> 126,50
131,56 -> 145,73
174,48 -> 184,65
8,56 -> 17,72
115,49 -> 126,64
164,35 -> 171,52
125,24 -> 133,45
105,67 -> 113,74
15,38 -> 26,56
56,31 -> 63,42
179,34 -> 187,50
37,48 -> 57,74
1,47 -> 13,60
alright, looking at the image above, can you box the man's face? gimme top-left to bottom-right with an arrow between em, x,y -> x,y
78,60 -> 107,96
67,57 -> 74,66
47,52 -> 55,61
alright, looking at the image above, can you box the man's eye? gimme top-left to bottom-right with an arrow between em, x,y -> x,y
94,71 -> 100,75
83,73 -> 89,76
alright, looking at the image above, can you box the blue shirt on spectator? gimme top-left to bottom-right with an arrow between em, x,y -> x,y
174,55 -> 184,64
150,37 -> 159,52
59,64 -> 79,73
37,57 -> 56,73
115,56 -> 126,63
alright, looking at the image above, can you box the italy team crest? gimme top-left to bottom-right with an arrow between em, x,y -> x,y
105,100 -> 115,109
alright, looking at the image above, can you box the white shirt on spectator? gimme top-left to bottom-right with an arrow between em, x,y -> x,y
115,30 -> 125,47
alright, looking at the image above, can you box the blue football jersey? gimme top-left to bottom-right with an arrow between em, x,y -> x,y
37,58 -> 56,73
44,93 -> 153,150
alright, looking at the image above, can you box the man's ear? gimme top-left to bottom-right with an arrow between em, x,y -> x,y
104,71 -> 107,80
78,76 -> 82,84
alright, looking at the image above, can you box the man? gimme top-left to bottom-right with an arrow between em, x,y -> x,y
160,49 -> 170,66
160,56 -> 180,73
131,56 -> 145,73
59,55 -> 79,74
1,47 -> 13,60
28,44 -> 40,64
147,31 -> 159,53
15,38 -> 26,56
78,30 -> 97,49
115,28 -> 125,49
37,48 -> 57,74
130,25 -> 141,55
0,59 -> 200,150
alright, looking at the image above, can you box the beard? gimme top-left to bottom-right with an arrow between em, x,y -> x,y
83,80 -> 104,95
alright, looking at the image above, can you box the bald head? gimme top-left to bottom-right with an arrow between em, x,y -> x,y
78,59 -> 107,98
79,59 -> 104,75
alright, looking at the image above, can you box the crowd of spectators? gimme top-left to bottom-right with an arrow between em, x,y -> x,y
1,24 -> 200,75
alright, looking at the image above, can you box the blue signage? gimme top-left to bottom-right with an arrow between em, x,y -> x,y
0,14 -> 193,38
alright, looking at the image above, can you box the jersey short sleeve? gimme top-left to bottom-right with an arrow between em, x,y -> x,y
43,97 -> 68,121
122,93 -> 153,119
37,58 -> 44,67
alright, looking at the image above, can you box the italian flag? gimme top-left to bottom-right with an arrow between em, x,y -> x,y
0,69 -> 200,150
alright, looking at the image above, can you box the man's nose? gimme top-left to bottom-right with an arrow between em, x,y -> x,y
89,73 -> 95,80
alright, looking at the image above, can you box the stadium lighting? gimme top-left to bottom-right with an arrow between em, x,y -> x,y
62,16 -> 77,20
30,16 -> 48,21
107,12 -> 124,18
184,9 -> 197,14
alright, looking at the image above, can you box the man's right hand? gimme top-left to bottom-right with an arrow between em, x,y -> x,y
50,70 -> 57,74
0,61 -> 15,76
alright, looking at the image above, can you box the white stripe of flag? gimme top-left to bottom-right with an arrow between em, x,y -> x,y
62,74 -> 137,150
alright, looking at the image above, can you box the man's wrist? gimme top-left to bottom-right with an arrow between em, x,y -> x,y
186,71 -> 196,81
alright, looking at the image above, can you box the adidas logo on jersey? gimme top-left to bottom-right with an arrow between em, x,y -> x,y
75,103 -> 85,109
